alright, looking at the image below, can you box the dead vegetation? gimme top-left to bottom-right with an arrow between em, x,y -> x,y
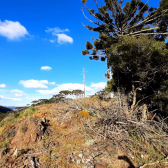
66,98 -> 168,167
0,98 -> 168,167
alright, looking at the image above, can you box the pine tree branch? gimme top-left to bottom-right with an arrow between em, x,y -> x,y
122,1 -> 141,28
83,2 -> 118,31
84,3 -> 103,23
143,9 -> 168,25
94,0 -> 110,23
107,0 -> 117,22
94,0 -> 99,9
133,32 -> 168,36
105,0 -> 122,33
125,0 -> 150,29
94,0 -> 113,25
114,0 -> 123,33
127,27 -> 159,35
124,9 -> 168,33
82,7 -> 99,25
82,52 -> 106,57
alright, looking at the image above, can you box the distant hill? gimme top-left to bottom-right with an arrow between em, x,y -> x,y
0,106 -> 13,113
5,106 -> 16,110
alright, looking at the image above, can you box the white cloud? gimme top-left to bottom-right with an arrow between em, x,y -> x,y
0,95 -> 21,101
15,93 -> 25,97
49,40 -> 55,43
11,89 -> 27,97
37,83 -> 92,95
45,27 -> 73,44
11,89 -> 23,93
19,79 -> 55,89
0,20 -> 28,40
49,82 -> 56,85
56,34 -> 73,44
25,97 -> 40,100
0,84 -> 6,88
36,82 -> 106,96
45,27 -> 69,34
41,66 -> 52,71
90,82 -> 107,92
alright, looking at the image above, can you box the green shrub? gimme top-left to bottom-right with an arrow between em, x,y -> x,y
15,106 -> 37,120
14,112 -> 20,118
0,111 -> 14,123
42,136 -> 49,141
0,112 -> 7,122
0,138 -> 9,148
29,106 -> 36,113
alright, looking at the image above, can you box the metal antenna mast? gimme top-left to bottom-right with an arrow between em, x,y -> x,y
83,68 -> 86,98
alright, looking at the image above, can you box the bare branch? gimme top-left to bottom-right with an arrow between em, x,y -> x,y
128,27 -> 159,35
132,32 -> 168,36
84,3 -> 103,23
82,7 -> 99,25
139,161 -> 159,168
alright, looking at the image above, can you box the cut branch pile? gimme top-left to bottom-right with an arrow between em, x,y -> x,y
67,98 -> 168,166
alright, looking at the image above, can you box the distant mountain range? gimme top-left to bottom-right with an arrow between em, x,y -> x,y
0,106 -> 13,113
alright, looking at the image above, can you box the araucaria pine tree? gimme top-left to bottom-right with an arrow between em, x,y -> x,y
82,0 -> 168,114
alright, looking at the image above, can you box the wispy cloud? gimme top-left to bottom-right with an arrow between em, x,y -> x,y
41,66 -> 52,71
49,40 -> 55,43
0,95 -> 21,101
45,27 -> 69,34
45,27 -> 73,44
11,89 -> 27,97
0,84 -> 6,88
19,79 -> 55,89
36,82 -> 106,96
25,97 -> 40,100
0,20 -> 29,40
42,38 -> 47,41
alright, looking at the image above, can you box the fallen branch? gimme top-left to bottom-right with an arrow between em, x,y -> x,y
24,152 -> 42,156
140,161 -> 168,168
139,161 -> 159,168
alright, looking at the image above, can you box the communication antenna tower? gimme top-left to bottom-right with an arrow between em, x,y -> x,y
83,68 -> 86,98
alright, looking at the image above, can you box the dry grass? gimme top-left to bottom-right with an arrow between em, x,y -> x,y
0,98 -> 168,168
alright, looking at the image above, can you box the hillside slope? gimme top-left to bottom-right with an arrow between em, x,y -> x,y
0,106 -> 12,113
0,98 -> 168,168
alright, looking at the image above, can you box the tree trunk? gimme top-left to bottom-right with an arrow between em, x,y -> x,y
117,88 -> 121,107
131,85 -> 137,112
142,104 -> 147,121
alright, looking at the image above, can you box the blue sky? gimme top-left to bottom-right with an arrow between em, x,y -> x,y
0,0 -> 160,106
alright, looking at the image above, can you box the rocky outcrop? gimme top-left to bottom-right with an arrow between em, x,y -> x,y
9,117 -> 50,150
